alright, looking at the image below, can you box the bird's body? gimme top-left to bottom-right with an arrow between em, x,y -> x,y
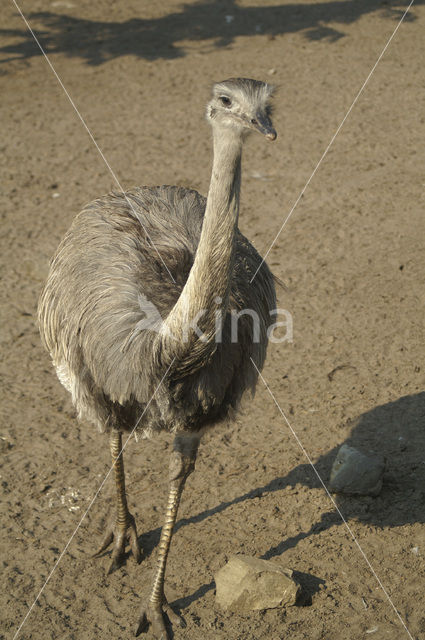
38,78 -> 277,638
39,185 -> 275,438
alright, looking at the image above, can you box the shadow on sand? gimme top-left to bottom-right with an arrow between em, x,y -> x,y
1,0 -> 421,66
133,392 -> 425,608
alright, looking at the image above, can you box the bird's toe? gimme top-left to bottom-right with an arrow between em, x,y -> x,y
92,529 -> 114,558
163,601 -> 186,629
129,517 -> 142,564
135,599 -> 184,639
92,514 -> 142,572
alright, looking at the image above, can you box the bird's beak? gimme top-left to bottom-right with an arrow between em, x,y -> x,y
252,113 -> 277,141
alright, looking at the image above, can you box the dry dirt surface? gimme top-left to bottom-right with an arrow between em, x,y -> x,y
1,1 -> 425,639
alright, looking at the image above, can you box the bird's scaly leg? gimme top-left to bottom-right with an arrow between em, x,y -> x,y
93,428 -> 141,573
136,434 -> 199,639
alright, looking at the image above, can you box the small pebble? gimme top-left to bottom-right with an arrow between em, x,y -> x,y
329,444 -> 385,496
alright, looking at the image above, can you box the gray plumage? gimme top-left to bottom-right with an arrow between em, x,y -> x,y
39,78 -> 277,440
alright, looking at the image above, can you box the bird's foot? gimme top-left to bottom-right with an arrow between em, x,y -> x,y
135,597 -> 185,639
93,512 -> 142,574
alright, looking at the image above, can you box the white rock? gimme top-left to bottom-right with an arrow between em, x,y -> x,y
215,555 -> 300,612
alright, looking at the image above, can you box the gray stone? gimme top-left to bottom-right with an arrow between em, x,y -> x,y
215,555 -> 300,612
329,444 -> 385,496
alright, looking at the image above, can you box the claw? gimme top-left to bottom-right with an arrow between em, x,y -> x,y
135,599 -> 185,639
92,513 -> 142,573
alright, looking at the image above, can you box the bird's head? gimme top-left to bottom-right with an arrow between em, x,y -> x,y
206,78 -> 276,141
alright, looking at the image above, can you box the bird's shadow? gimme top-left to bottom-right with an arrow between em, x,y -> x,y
1,0 -> 422,67
132,392 -> 425,609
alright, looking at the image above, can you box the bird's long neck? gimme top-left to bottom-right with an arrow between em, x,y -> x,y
160,128 -> 242,367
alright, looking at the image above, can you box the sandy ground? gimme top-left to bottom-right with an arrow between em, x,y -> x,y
1,1 -> 425,639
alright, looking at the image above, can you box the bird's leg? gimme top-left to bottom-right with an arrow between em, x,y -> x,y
93,428 -> 141,573
136,433 -> 199,639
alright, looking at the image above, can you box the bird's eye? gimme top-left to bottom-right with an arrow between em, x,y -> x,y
220,96 -> 232,107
